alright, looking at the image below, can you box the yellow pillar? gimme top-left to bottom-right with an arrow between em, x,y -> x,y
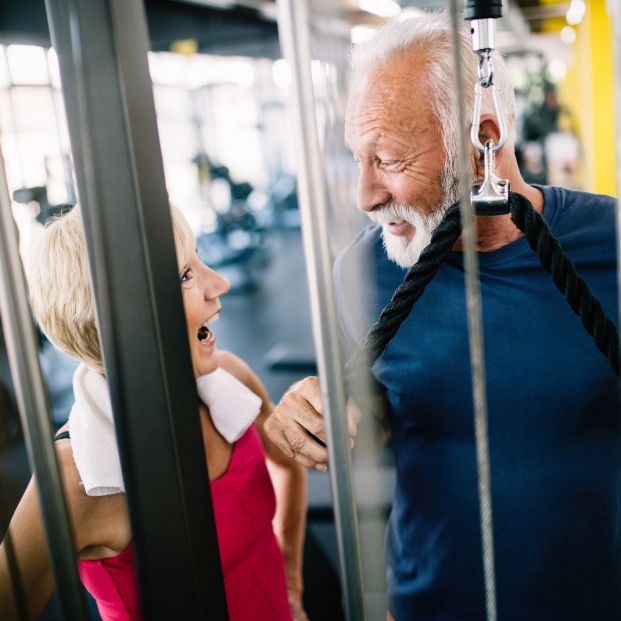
559,0 -> 616,195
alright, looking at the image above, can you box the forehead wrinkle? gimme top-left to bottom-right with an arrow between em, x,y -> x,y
346,54 -> 436,151
350,97 -> 428,155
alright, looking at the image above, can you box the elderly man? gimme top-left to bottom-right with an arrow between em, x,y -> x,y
265,11 -> 621,621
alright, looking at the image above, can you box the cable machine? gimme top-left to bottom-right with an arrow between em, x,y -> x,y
0,1 -> 620,620
282,1 -> 621,620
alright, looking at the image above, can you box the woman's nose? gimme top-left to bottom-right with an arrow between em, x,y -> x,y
218,273 -> 231,296
207,270 -> 230,298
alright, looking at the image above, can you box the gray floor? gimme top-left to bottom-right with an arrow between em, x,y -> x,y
213,227 -> 316,401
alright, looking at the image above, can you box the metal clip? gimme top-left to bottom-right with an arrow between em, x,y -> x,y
470,18 -> 496,54
471,139 -> 510,215
470,52 -> 508,154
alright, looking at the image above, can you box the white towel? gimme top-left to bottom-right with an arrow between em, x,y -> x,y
195,368 -> 262,443
68,364 -> 261,496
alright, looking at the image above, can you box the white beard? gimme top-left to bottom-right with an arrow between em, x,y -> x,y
366,164 -> 460,268
367,200 -> 447,268
373,206 -> 442,268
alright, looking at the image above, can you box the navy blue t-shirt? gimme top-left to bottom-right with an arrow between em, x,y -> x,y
334,186 -> 621,621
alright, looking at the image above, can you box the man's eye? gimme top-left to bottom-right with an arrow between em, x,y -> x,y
180,268 -> 192,283
381,160 -> 400,170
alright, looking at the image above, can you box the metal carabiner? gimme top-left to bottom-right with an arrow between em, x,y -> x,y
470,52 -> 508,154
471,139 -> 510,215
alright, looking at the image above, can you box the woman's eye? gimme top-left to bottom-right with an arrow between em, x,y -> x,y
180,268 -> 192,283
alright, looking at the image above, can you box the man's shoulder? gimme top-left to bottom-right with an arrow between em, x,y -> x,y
334,224 -> 383,286
337,224 -> 382,260
544,185 -> 617,249
552,184 -> 615,204
333,225 -> 386,352
548,185 -> 616,225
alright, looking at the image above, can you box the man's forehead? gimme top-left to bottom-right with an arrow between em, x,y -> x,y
345,61 -> 430,150
345,81 -> 399,139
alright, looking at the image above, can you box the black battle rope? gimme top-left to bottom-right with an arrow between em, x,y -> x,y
345,200 -> 463,398
509,192 -> 620,375
346,191 -> 620,403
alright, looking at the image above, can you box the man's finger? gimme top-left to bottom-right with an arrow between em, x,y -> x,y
296,376 -> 324,416
346,400 -> 362,438
282,421 -> 329,465
266,421 -> 319,469
286,392 -> 328,444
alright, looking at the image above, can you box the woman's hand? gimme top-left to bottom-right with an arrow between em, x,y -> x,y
288,586 -> 310,621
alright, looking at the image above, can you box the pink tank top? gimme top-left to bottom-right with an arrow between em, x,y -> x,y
77,426 -> 292,620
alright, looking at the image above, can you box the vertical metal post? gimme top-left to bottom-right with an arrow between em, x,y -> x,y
611,0 -> 621,336
275,0 -> 367,618
0,153 -> 89,620
44,0 -> 228,618
46,51 -> 77,204
0,50 -> 26,187
448,2 -> 497,620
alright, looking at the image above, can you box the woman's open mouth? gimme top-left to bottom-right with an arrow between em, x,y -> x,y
197,311 -> 220,344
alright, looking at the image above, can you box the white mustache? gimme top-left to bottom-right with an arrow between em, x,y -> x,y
367,202 -> 422,227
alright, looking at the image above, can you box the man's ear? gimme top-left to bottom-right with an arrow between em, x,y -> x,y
478,115 -> 501,146
470,114 -> 504,179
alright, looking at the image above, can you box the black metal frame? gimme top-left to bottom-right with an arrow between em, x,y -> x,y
44,0 -> 228,618
0,156 -> 89,620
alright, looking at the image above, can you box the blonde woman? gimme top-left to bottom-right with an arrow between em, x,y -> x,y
0,206 -> 308,621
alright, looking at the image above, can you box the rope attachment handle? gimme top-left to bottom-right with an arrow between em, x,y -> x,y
465,3 -> 509,216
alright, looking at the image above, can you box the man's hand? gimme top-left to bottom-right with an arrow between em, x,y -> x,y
264,376 -> 361,471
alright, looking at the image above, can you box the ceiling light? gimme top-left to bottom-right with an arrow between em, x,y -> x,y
546,59 -> 567,83
560,25 -> 576,45
565,0 -> 586,26
350,25 -> 376,44
397,7 -> 424,20
359,0 -> 400,18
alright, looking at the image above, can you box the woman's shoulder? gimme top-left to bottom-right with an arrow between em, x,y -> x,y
218,351 -> 252,384
53,430 -> 84,499
53,430 -> 130,554
218,351 -> 268,403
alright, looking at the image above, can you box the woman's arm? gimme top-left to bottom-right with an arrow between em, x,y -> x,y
218,352 -> 308,620
0,477 -> 55,620
262,428 -> 308,621
0,442 -> 128,620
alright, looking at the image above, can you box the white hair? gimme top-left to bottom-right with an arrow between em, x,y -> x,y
350,11 -> 516,177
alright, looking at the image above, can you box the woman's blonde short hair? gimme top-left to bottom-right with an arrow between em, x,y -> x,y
26,205 -> 195,374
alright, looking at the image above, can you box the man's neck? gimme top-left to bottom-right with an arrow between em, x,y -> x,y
452,182 -> 544,253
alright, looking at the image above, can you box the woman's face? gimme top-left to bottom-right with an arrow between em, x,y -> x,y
180,251 -> 230,376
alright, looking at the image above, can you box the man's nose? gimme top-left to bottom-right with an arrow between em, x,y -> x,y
357,165 -> 391,213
